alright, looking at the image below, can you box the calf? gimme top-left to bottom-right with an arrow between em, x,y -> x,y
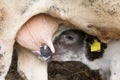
43,29 -> 120,80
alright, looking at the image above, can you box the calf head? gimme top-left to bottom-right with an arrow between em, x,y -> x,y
40,29 -> 107,62
52,29 -> 86,61
52,29 -> 107,61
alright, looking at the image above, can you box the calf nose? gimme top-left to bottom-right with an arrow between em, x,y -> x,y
39,45 -> 52,60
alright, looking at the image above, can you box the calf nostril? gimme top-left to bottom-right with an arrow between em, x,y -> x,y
40,45 -> 52,60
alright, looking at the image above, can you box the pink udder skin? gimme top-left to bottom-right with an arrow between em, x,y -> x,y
16,14 -> 58,55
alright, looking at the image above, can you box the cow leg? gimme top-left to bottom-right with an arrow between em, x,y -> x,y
0,39 -> 15,80
16,44 -> 48,80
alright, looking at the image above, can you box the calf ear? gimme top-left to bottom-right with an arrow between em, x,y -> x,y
86,35 -> 96,44
85,35 -> 107,61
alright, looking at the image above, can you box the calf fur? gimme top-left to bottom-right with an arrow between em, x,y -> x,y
51,29 -> 120,80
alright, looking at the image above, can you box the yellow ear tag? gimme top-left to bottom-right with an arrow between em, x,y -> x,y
90,39 -> 101,52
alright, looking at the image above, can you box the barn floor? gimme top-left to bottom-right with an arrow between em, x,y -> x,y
6,50 -> 101,80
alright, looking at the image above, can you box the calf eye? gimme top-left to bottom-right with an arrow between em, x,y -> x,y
63,35 -> 77,44
59,33 -> 78,44
66,36 -> 74,41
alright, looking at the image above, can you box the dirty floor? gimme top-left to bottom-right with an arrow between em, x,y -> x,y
6,51 -> 101,80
